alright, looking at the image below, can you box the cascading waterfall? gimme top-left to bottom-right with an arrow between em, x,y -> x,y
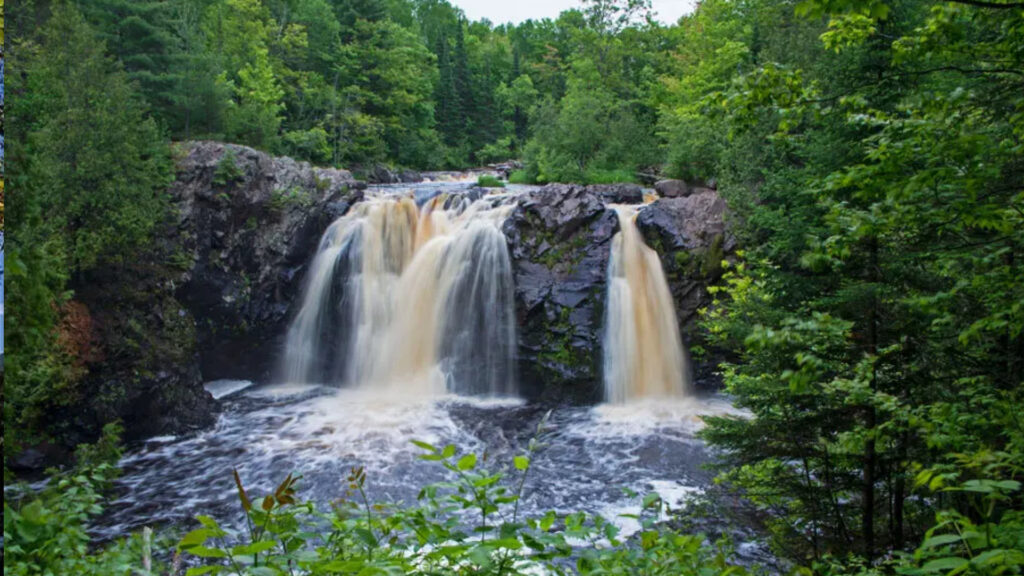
284,192 -> 518,397
603,206 -> 692,403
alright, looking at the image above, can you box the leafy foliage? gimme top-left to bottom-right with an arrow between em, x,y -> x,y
3,424 -> 169,576
693,0 -> 1024,568
477,174 -> 506,188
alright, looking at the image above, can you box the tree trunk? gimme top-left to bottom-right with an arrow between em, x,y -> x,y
863,235 -> 880,560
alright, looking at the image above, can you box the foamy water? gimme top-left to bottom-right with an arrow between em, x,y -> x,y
97,385 -> 742,543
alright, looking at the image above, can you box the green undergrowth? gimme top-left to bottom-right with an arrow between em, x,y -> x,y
508,169 -> 534,185
477,174 -> 507,188
582,168 -> 639,185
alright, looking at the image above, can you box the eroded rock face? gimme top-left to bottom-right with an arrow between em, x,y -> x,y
170,141 -> 364,382
636,190 -> 735,389
503,184 -> 619,402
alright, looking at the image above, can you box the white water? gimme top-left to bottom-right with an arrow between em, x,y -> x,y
98,386 -> 747,543
284,189 -> 518,397
603,206 -> 692,403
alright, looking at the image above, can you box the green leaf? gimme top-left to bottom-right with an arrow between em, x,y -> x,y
187,546 -> 229,559
514,455 -> 530,471
410,440 -> 437,453
457,453 -> 478,471
923,534 -> 962,548
231,540 -> 278,556
922,557 -> 968,572
179,529 -> 213,549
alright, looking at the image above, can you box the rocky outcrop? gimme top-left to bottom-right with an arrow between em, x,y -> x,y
636,189 -> 735,389
655,179 -> 689,198
503,184 -> 619,402
169,141 -> 364,382
501,184 -> 733,399
589,183 -> 644,204
366,164 -> 422,184
489,160 -> 523,179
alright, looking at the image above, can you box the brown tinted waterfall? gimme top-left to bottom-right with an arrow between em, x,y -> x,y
603,206 -> 691,403
284,192 -> 517,397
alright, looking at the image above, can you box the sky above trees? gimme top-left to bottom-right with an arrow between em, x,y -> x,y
452,0 -> 695,25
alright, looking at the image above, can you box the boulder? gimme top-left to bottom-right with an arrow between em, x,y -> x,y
169,141 -> 364,382
367,164 -> 398,184
489,160 -> 523,179
503,184 -> 619,402
636,189 -> 735,390
398,169 -> 423,183
588,183 -> 645,204
654,179 -> 690,198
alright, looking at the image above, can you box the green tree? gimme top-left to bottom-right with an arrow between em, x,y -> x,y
4,1 -> 172,448
699,0 -> 1024,565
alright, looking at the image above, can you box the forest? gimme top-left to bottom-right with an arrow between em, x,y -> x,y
2,0 -> 1023,574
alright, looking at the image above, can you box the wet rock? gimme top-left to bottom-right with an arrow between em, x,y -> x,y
398,169 -> 423,183
503,184 -> 619,402
655,179 -> 690,198
169,141 -> 364,382
589,183 -> 644,204
367,164 -> 397,184
489,160 -> 523,178
10,448 -> 47,472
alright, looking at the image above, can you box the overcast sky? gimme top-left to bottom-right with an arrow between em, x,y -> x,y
450,0 -> 698,26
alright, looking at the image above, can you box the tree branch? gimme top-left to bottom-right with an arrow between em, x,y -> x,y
944,0 -> 1024,8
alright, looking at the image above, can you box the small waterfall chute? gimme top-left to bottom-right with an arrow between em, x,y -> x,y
603,205 -> 692,403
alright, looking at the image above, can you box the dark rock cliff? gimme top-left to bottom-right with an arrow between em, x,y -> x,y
503,184 -> 620,402
17,142 -> 365,460
169,141 -> 364,382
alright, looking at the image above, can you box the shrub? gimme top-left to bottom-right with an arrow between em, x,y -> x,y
269,186 -> 314,211
477,174 -> 506,188
3,423 -> 167,576
508,169 -> 534,185
213,149 -> 243,187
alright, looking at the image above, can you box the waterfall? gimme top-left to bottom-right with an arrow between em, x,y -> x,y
284,192 -> 517,397
603,206 -> 692,403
